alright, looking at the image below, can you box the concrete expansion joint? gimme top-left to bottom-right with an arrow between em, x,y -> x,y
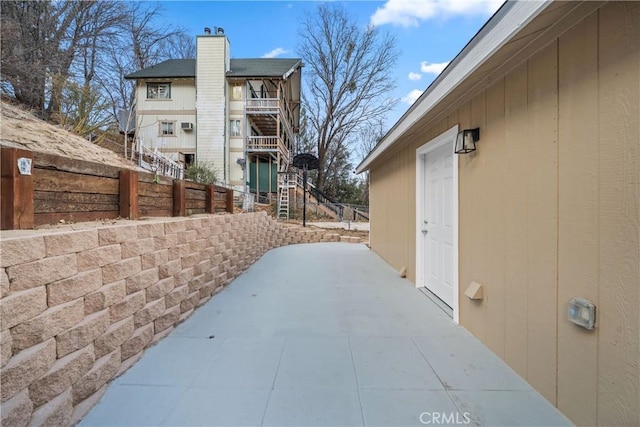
0,212 -> 369,426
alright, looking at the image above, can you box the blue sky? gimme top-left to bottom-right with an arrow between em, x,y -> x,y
162,0 -> 504,126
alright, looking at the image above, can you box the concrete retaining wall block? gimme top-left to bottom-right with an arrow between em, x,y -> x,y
0,211 -> 367,425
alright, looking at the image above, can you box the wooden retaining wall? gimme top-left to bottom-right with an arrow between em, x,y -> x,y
1,147 -> 233,230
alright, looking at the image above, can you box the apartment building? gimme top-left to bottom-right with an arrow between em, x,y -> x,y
125,29 -> 302,200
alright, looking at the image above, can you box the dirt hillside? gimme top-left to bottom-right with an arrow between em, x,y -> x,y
1,100 -> 139,169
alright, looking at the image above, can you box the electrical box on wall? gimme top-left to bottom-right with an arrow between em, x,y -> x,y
568,297 -> 596,330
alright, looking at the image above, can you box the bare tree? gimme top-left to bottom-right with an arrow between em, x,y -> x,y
1,1 -> 68,117
356,118 -> 386,163
101,2 -> 194,121
1,1 -> 125,120
355,119 -> 386,205
158,32 -> 196,61
2,0 -> 194,134
298,3 -> 398,192
61,1 -> 127,135
126,2 -> 189,70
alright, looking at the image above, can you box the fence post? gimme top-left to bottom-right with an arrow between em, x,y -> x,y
173,180 -> 186,216
119,170 -> 139,220
225,188 -> 234,214
1,147 -> 34,230
205,185 -> 215,214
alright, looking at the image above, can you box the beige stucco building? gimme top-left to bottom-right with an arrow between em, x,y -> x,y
357,1 -> 639,425
125,31 -> 302,201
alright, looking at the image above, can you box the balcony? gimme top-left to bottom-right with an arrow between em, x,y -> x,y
246,136 -> 289,162
245,98 -> 280,113
245,98 -> 295,141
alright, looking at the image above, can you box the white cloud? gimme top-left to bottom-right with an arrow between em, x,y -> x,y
420,61 -> 449,75
262,47 -> 290,59
401,89 -> 424,105
371,0 -> 504,27
408,72 -> 422,81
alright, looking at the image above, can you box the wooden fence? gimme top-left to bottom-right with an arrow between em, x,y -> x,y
1,147 -> 233,230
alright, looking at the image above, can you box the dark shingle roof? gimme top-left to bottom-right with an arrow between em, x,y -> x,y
228,58 -> 302,78
125,58 -> 301,80
124,59 -> 195,79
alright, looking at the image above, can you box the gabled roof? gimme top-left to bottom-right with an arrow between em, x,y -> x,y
228,58 -> 302,78
124,58 -> 302,80
124,59 -> 195,79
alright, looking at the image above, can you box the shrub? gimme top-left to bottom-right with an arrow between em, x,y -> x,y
185,161 -> 218,185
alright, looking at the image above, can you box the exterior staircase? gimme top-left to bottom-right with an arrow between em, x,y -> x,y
277,163 -> 370,222
92,136 -> 184,180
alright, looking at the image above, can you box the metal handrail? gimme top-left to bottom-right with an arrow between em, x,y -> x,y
138,143 -> 184,180
292,173 -> 343,218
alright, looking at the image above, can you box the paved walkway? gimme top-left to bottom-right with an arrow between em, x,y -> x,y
80,243 -> 571,426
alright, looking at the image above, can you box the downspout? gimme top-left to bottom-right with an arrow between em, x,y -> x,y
243,80 -> 248,195
195,79 -> 198,164
224,81 -> 228,183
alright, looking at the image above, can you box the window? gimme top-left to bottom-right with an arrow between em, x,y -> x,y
230,119 -> 241,137
159,121 -> 175,136
231,84 -> 243,100
183,153 -> 195,167
147,83 -> 171,99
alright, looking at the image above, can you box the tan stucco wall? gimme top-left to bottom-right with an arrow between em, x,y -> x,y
368,3 -> 639,425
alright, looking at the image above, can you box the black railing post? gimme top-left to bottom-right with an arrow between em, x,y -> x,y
302,168 -> 307,227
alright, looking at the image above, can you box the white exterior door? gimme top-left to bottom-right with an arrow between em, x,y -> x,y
422,143 -> 454,307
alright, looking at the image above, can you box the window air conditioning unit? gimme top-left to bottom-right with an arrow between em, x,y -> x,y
181,122 -> 193,131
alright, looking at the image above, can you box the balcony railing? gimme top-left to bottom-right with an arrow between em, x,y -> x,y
246,136 -> 289,162
246,98 -> 279,112
245,98 -> 295,141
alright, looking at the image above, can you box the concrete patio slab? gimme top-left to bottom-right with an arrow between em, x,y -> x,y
274,337 -> 357,390
79,243 -> 571,427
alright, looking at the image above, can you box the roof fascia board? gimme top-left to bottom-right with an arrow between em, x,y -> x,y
356,0 -> 552,173
283,60 -> 303,81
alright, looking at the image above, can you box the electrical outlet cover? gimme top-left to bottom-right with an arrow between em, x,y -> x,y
568,297 -> 596,330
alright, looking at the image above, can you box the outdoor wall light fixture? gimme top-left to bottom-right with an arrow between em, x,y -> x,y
454,128 -> 480,154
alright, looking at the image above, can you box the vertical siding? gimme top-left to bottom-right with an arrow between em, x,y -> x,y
557,12 -> 599,425
367,3 -> 639,425
459,97 -> 486,341
525,42 -> 559,404
502,61 -> 529,378
483,78 -> 506,359
596,3 -> 639,425
370,150 -> 415,281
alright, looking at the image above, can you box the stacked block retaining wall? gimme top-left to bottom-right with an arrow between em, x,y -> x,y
0,212 -> 360,426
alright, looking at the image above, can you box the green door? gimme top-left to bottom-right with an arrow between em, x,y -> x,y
249,161 -> 278,193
